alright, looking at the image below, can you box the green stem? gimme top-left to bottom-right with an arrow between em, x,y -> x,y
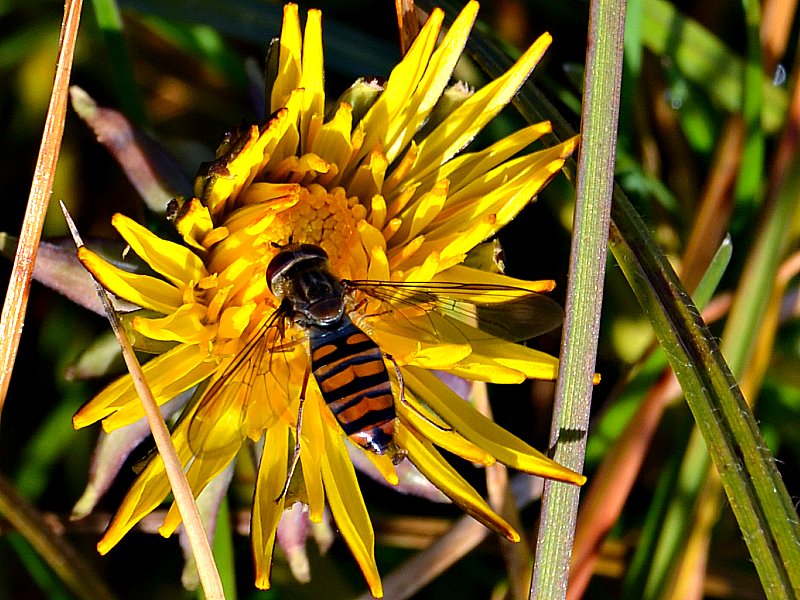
530,1 -> 627,598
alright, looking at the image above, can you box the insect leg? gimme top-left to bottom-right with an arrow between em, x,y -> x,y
385,353 -> 453,433
276,366 -> 311,503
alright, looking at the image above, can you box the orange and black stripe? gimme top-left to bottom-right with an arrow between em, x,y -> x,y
310,317 -> 395,454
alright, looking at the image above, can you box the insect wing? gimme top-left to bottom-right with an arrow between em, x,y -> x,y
186,308 -> 295,456
345,280 -> 563,342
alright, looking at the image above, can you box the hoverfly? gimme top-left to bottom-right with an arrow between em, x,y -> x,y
187,242 -> 563,497
267,243 -> 397,457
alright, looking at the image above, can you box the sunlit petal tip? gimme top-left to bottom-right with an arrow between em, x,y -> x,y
361,449 -> 400,485
112,213 -> 207,285
77,246 -> 183,314
96,537 -> 115,556
561,134 -> 580,156
157,522 -> 176,539
538,279 -> 557,292
254,574 -> 272,591
397,423 -> 518,542
73,405 -> 112,430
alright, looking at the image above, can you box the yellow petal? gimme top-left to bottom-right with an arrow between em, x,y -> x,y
432,138 -> 578,237
320,418 -> 382,597
398,393 -> 495,466
347,149 -> 388,201
237,182 -> 300,208
173,197 -> 214,251
395,421 -> 519,542
441,330 -> 562,382
358,219 -> 387,257
72,343 -> 216,430
383,2 -> 479,162
367,318 -> 471,368
444,356 -> 526,384
311,102 -> 353,173
112,213 -> 207,286
390,179 -> 448,246
368,194 -> 388,230
469,336 -> 560,380
199,112 -> 297,220
132,303 -> 207,343
78,247 -> 183,314
385,178 -> 419,221
299,389 -> 326,522
360,448 -> 399,485
97,435 -> 194,554
397,214 -> 495,273
260,92 -> 303,175
404,367 -> 586,485
218,302 -> 256,339
409,32 -> 552,183
432,265 -> 556,298
399,248 -> 442,282
299,9 -> 324,151
253,422 -> 289,589
387,234 -> 425,270
367,245 -> 390,281
159,427 -> 242,537
393,121 -> 552,202
348,7 -> 444,177
270,3 -> 302,112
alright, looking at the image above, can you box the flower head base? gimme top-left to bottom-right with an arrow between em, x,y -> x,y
74,2 -> 584,596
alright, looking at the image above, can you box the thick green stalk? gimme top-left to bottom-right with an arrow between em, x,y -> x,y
529,1 -> 626,598
608,190 -> 800,598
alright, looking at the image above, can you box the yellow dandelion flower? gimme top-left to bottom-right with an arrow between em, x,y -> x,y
74,2 -> 584,596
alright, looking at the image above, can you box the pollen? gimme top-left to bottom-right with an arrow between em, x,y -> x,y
256,181 -> 365,275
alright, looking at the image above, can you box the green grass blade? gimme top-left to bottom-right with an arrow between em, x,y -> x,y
584,234 -> 731,466
734,0 -> 766,214
692,235 -> 732,309
609,191 -> 800,599
211,497 -> 237,600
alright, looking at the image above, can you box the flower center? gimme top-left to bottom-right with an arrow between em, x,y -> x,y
263,183 -> 367,279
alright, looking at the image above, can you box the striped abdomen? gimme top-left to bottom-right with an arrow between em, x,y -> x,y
309,317 -> 395,454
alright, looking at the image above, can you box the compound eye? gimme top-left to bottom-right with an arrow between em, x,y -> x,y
298,244 -> 328,260
266,250 -> 297,288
